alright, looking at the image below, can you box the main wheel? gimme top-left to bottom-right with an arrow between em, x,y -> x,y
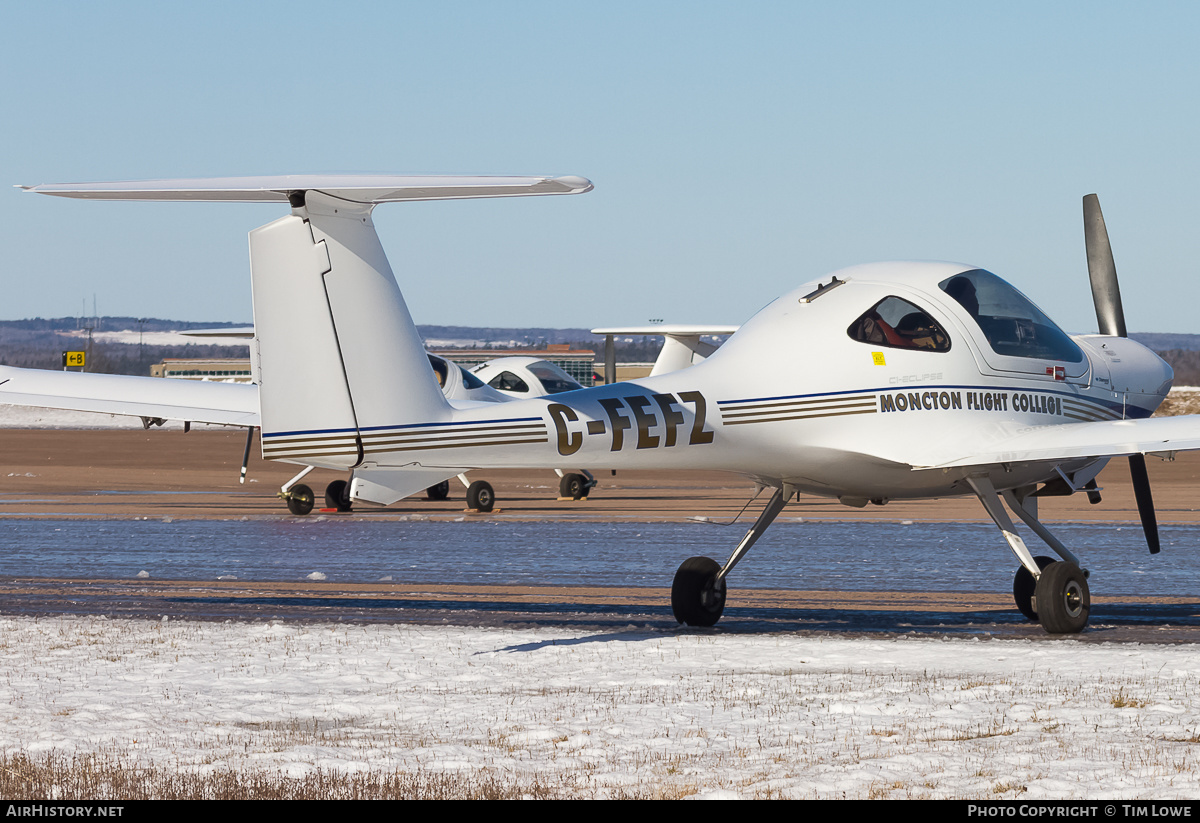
324,479 -> 352,512
1012,555 -> 1056,621
560,473 -> 588,500
671,556 -> 726,627
286,483 -> 315,516
426,480 -> 450,501
466,480 -> 495,512
1035,561 -> 1090,634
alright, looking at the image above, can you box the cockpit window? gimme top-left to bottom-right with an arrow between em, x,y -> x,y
427,354 -> 449,387
528,362 -> 583,394
458,365 -> 486,389
847,296 -> 951,352
488,371 -> 530,393
939,270 -> 1083,363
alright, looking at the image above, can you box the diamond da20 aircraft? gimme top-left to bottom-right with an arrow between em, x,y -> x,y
8,175 -> 1199,634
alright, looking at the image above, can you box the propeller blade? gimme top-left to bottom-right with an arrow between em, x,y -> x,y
1083,194 -> 1127,337
1128,453 -> 1161,554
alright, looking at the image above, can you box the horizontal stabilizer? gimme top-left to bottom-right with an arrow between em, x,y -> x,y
592,325 -> 739,378
19,175 -> 593,204
351,467 -> 462,507
179,327 -> 255,339
0,366 -> 259,427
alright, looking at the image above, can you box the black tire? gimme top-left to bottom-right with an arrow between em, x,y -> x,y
324,479 -> 352,512
560,473 -> 587,500
1012,555 -> 1056,621
286,483 -> 315,516
466,480 -> 495,512
671,556 -> 726,627
426,480 -> 450,501
1035,561 -> 1090,634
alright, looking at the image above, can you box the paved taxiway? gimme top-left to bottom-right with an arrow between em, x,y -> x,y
3,428 -> 1200,639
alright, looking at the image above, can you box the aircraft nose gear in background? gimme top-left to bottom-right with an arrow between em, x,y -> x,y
466,480 -> 495,512
558,471 -> 596,500
324,479 -> 352,512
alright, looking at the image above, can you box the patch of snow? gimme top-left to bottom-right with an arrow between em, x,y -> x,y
1,618 -> 1199,798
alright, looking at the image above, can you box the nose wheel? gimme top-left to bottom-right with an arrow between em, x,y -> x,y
671,556 -> 726,627
1034,561 -> 1090,634
466,480 -> 495,512
669,485 -> 792,629
971,477 -> 1093,634
559,472 -> 591,500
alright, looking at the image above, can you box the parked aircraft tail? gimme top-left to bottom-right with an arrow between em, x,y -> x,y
22,175 -> 593,478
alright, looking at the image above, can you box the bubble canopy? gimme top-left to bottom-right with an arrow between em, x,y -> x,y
939,269 -> 1084,363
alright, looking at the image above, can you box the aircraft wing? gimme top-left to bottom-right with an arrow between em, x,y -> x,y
912,415 -> 1200,470
0,366 -> 259,427
590,325 -> 740,336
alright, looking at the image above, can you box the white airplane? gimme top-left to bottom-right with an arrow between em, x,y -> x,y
7,175 -> 1197,635
471,356 -> 587,397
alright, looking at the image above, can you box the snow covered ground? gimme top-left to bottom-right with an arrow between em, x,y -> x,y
60,329 -> 250,348
3,616 -> 1199,799
0,404 -> 213,430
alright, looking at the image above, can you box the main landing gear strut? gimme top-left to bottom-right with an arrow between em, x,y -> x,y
671,484 -> 793,627
968,475 -> 1091,634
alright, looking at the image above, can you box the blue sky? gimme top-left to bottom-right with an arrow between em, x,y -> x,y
3,1 -> 1198,333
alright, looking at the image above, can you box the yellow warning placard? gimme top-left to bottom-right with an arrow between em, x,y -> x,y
871,351 -> 886,366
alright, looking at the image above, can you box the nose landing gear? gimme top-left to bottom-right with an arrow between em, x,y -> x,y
671,485 -> 792,628
971,475 -> 1093,634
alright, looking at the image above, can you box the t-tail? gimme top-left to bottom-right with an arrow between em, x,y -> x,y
22,174 -> 593,500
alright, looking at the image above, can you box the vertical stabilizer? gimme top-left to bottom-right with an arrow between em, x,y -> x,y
251,193 -> 449,467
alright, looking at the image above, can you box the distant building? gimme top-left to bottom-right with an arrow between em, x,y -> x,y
151,358 -> 253,382
611,363 -> 654,383
151,346 -> 602,386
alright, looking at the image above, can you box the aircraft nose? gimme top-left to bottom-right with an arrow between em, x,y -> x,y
1101,339 -> 1174,421
1110,346 -> 1174,397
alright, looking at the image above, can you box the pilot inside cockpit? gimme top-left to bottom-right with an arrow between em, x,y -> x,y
939,269 -> 1083,362
943,275 -> 980,317
848,296 -> 951,352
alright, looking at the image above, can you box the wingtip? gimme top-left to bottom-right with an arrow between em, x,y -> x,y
553,175 -> 594,194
